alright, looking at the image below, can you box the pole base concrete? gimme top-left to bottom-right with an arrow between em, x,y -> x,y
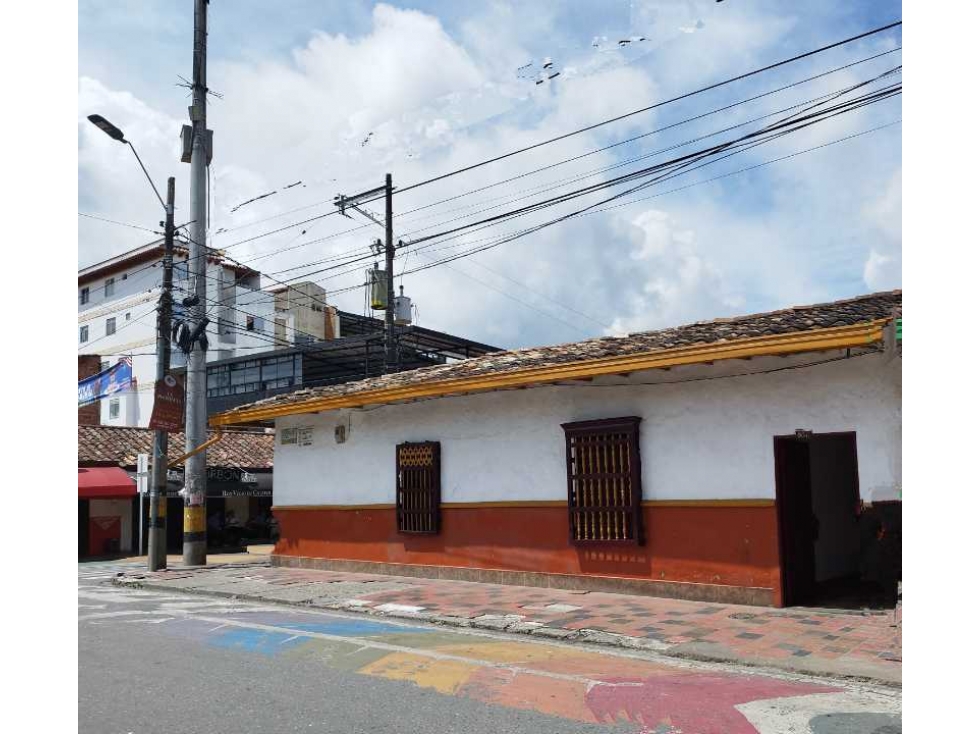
183,541 -> 206,567
147,529 -> 167,571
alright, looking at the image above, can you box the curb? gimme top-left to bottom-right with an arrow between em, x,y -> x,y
111,575 -> 900,688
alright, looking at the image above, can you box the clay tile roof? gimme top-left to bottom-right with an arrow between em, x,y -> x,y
223,289 -> 901,418
78,425 -> 274,469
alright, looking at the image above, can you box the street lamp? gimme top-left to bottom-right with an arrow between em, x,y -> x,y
87,114 -> 166,212
86,112 -> 175,572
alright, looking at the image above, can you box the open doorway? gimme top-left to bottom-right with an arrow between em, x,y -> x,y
775,431 -> 890,608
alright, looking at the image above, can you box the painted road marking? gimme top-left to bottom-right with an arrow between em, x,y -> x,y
80,576 -> 901,733
375,603 -> 426,614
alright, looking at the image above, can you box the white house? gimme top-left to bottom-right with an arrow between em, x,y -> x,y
210,291 -> 902,608
78,239 -> 334,427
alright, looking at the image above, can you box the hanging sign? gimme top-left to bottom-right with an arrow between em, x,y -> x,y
148,374 -> 186,431
78,358 -> 133,407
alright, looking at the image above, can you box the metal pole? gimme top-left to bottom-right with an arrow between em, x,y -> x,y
384,173 -> 395,371
148,178 -> 176,571
138,493 -> 144,556
183,0 -> 209,566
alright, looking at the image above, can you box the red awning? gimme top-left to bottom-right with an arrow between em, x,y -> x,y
78,467 -> 136,499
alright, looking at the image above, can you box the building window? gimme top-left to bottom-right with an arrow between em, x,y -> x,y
562,417 -> 644,545
80,287 -> 89,305
79,325 -> 89,343
106,317 -> 116,336
104,277 -> 115,297
396,441 -> 441,534
125,312 -> 131,321
246,315 -> 255,331
109,398 -> 120,419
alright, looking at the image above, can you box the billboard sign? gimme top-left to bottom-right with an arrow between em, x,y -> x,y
78,358 -> 133,407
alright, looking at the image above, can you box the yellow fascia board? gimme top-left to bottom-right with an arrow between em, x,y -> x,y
211,319 -> 886,426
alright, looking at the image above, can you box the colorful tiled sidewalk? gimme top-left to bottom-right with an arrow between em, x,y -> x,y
115,562 -> 901,685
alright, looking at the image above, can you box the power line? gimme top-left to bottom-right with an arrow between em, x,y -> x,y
253,59 -> 900,286
293,80 -> 899,290
402,86 -> 900,252
395,21 -> 902,194
79,212 -> 162,235
209,28 -> 901,258
322,113 -> 900,298
391,48 -> 902,224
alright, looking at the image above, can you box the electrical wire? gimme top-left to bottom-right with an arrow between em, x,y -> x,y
317,112 -> 900,300
244,53 -> 899,275
395,21 -> 902,195
79,212 -> 163,235
268,79 -> 900,292
211,28 -> 901,256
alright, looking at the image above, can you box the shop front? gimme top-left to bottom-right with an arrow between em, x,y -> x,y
78,467 -> 137,557
135,467 -> 274,552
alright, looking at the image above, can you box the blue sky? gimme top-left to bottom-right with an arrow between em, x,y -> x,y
78,1 -> 902,348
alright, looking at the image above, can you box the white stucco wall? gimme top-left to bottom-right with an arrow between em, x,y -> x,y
273,350 -> 901,507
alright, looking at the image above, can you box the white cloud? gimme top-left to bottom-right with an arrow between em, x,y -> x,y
862,168 -> 901,290
79,1 -> 902,350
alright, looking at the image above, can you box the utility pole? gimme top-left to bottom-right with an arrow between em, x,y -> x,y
148,177 -> 176,571
384,173 -> 396,371
335,173 -> 397,372
183,0 -> 209,566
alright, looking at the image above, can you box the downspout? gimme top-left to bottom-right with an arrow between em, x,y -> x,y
168,428 -> 224,468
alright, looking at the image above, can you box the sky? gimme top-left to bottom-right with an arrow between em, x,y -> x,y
78,0 -> 902,350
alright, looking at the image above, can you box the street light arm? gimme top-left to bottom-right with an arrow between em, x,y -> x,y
127,141 -> 168,213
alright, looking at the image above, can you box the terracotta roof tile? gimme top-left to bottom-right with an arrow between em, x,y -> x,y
225,289 -> 901,416
78,425 -> 274,469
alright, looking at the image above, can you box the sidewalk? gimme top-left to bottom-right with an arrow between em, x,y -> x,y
113,561 -> 901,685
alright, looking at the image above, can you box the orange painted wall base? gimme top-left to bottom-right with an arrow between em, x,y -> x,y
273,504 -> 783,606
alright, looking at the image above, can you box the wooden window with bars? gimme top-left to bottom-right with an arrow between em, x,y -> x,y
562,417 -> 644,545
396,441 -> 441,534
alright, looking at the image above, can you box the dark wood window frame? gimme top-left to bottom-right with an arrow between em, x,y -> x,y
562,417 -> 644,545
396,441 -> 441,535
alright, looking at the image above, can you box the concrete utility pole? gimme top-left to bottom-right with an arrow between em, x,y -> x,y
334,173 -> 398,372
384,173 -> 396,371
148,177 -> 176,571
183,0 -> 209,566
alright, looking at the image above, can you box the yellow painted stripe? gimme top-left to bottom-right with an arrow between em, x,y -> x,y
443,500 -> 566,509
273,504 -> 396,512
273,499 -> 774,511
358,653 -> 480,695
183,506 -> 206,533
211,320 -> 887,426
642,499 -> 774,508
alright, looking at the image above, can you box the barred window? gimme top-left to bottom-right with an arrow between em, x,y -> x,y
562,417 -> 644,545
396,441 -> 441,534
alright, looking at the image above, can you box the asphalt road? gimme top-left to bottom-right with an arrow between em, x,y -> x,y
79,562 -> 901,734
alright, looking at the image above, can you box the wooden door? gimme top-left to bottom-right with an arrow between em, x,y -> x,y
775,437 -> 816,606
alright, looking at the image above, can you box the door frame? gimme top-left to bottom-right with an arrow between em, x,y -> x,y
773,430 -> 860,607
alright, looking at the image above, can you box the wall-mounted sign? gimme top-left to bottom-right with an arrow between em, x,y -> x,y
148,374 -> 185,431
167,467 -> 259,484
795,429 -> 813,441
221,488 -> 272,498
281,426 -> 313,446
